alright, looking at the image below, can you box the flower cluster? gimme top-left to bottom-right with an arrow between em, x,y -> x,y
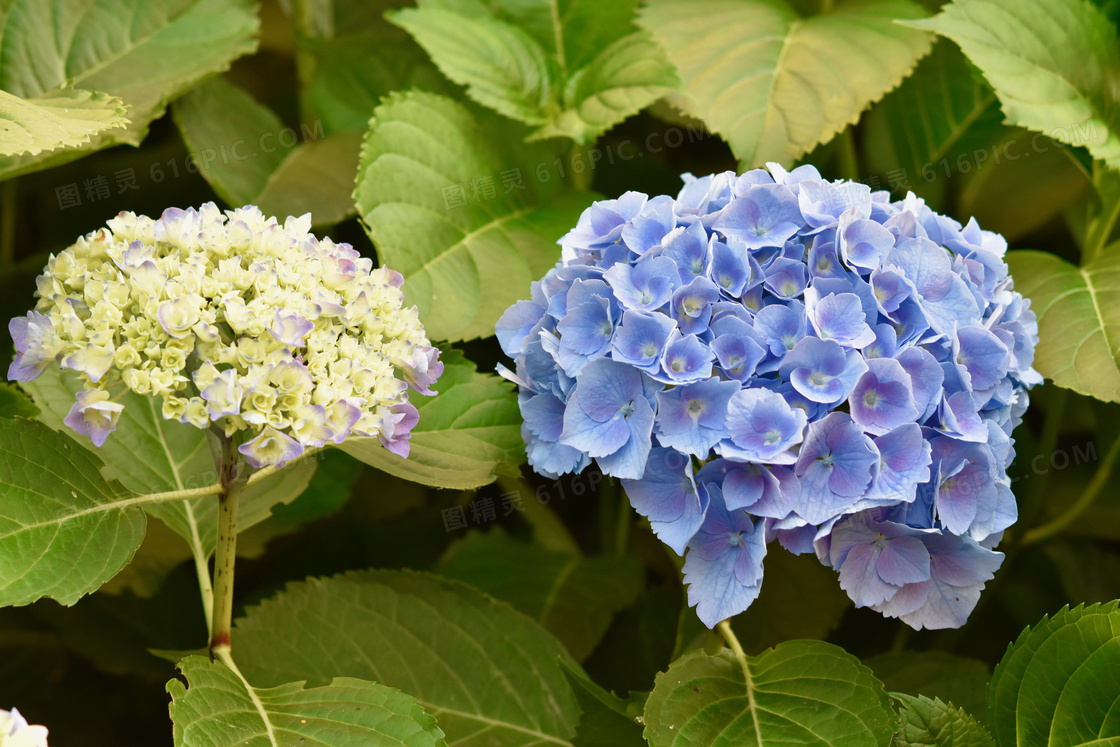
497,165 -> 1039,630
8,204 -> 441,468
0,708 -> 48,747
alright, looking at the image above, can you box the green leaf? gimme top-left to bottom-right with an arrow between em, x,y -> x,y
390,9 -> 556,126
1005,249 -> 1120,401
172,77 -> 292,207
558,659 -> 645,747
389,3 -> 676,144
0,86 -> 129,158
22,368 -> 317,557
892,695 -> 995,747
339,349 -> 524,489
168,655 -> 448,747
957,130 -> 1089,243
862,40 -> 1000,186
253,130 -> 364,226
354,90 -> 593,342
988,601 -> 1120,747
865,652 -> 990,726
294,0 -> 451,135
172,76 -> 361,225
0,382 -> 38,419
643,643 -> 898,746
0,0 -> 259,180
529,32 -> 681,143
637,0 -> 934,168
435,528 -> 644,660
233,569 -> 582,746
904,0 -> 1120,169
0,418 -> 145,607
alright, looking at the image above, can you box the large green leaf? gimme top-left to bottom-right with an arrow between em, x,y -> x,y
0,0 -> 260,180
866,652 -> 990,726
389,2 -> 677,143
0,86 -> 129,158
643,643 -> 897,746
1005,249 -> 1120,402
354,90 -> 593,342
0,418 -> 145,607
893,695 -> 995,747
862,40 -> 1000,187
233,570 -> 582,747
988,601 -> 1120,747
637,0 -> 934,168
168,655 -> 448,746
905,0 -> 1120,169
339,350 -> 524,488
172,76 -> 361,224
22,368 -> 316,558
435,529 -> 644,660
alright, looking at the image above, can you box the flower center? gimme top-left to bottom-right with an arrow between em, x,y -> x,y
863,389 -> 879,407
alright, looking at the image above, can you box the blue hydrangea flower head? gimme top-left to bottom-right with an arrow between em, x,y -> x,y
497,163 -> 1038,631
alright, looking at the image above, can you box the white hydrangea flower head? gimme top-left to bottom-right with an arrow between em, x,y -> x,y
8,204 -> 442,467
0,708 -> 48,747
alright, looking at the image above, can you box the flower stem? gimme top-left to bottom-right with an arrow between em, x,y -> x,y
717,620 -> 753,690
209,433 -> 249,657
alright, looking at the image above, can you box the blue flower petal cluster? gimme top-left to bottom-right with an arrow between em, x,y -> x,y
497,165 -> 1039,630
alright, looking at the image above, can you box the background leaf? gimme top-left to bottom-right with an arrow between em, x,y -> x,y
0,382 -> 38,419
907,0 -> 1120,169
354,89 -> 593,341
638,0 -> 934,167
558,659 -> 645,747
0,0 -> 259,180
435,528 -> 644,660
861,40 -> 1001,196
293,0 -> 450,135
233,569 -> 582,747
0,418 -> 145,607
866,652 -> 990,725
172,76 -> 361,224
0,87 -> 129,158
168,655 -> 449,747
1005,249 -> 1120,402
643,642 -> 897,746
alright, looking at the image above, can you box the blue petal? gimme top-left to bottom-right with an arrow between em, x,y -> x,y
623,447 -> 707,553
